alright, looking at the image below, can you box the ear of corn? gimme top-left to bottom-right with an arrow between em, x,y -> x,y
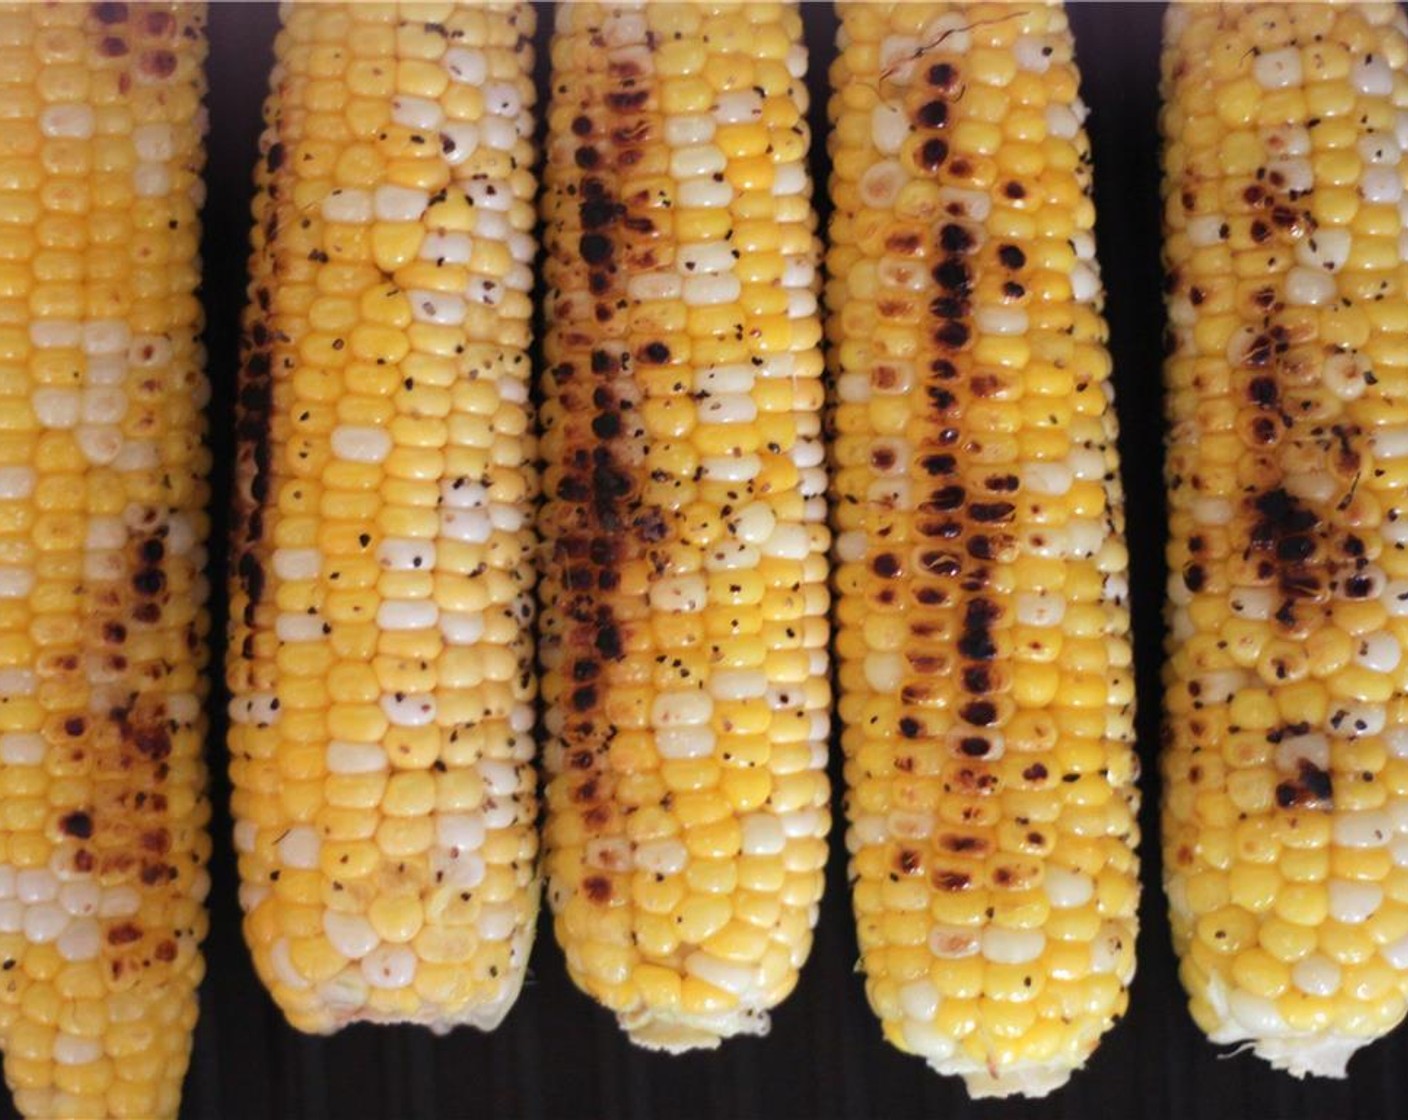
827,1 -> 1139,1098
539,0 -> 832,1052
1161,1 -> 1408,1078
227,1 -> 540,1034
0,3 -> 211,1118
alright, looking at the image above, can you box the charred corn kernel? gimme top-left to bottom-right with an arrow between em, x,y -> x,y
228,3 -> 540,1035
0,4 -> 212,1119
1161,0 -> 1408,1080
828,2 -> 1138,1100
540,2 -> 831,1054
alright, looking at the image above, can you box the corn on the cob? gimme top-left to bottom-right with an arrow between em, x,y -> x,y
0,3 -> 211,1117
227,1 -> 539,1034
827,2 -> 1139,1097
1160,1 -> 1408,1078
539,1 -> 832,1052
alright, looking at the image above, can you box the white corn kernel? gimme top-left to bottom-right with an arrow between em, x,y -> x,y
1353,53 -> 1394,96
55,919 -> 100,963
40,104 -> 94,139
1228,991 -> 1288,1036
444,47 -> 486,85
628,836 -> 687,879
330,426 -> 391,464
708,670 -> 767,701
374,184 -> 433,225
376,600 -> 438,631
649,573 -> 708,612
381,692 -> 436,728
678,177 -> 733,208
0,568 -> 35,599
23,903 -> 69,944
53,1034 -> 103,1067
684,951 -> 760,997
327,741 -> 387,775
440,123 -> 479,165
1361,166 -> 1403,204
683,274 -> 741,307
277,827 -> 321,871
1328,879 -> 1382,923
362,945 -> 416,989
17,869 -> 57,904
1284,267 -> 1337,306
1044,865 -> 1094,909
982,928 -> 1045,966
1276,733 -> 1330,774
377,539 -> 434,572
740,814 -> 786,856
321,188 -> 372,224
898,979 -> 940,1021
1253,48 -> 1302,89
32,388 -> 80,428
272,548 -> 321,581
585,839 -> 633,873
324,911 -> 379,960
871,102 -> 909,154
663,114 -> 715,146
714,90 -> 762,124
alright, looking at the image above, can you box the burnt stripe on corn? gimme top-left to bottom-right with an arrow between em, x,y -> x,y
1161,0 -> 1408,1079
227,1 -> 540,1034
539,1 -> 832,1052
828,1 -> 1139,1098
0,3 -> 211,1118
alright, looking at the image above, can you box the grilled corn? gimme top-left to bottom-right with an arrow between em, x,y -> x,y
1161,0 -> 1408,1078
828,1 -> 1139,1097
0,3 -> 211,1117
539,0 -> 832,1052
227,1 -> 540,1034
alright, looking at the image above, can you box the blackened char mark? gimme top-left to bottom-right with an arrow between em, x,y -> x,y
1276,758 -> 1332,809
958,598 -> 999,661
908,189 -> 993,755
1248,487 -> 1325,629
233,331 -> 274,620
231,130 -> 284,623
554,62 -> 674,708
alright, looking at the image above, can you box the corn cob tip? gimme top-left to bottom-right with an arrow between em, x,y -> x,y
620,1010 -> 765,1055
436,917 -> 537,1036
1230,1037 -> 1358,1081
1199,975 -> 1362,1079
961,1064 -> 1075,1101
